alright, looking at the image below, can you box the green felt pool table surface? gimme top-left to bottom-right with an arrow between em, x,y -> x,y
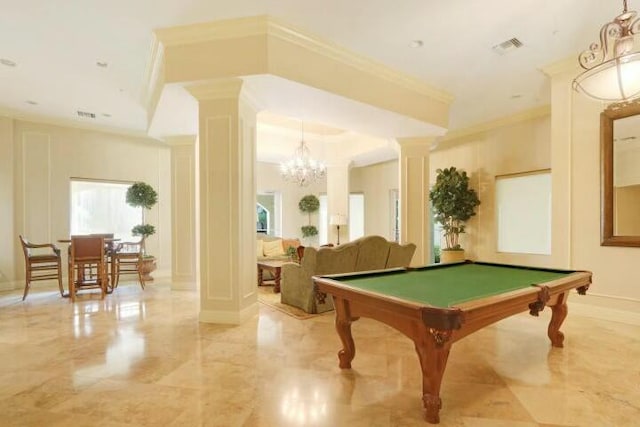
337,262 -> 576,308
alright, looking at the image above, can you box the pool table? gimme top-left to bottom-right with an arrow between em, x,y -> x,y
313,261 -> 592,424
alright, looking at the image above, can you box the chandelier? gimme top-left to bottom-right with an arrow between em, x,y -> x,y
573,0 -> 640,102
279,122 -> 326,187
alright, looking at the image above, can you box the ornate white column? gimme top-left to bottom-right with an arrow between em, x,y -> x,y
167,135 -> 197,290
397,137 -> 434,266
186,79 -> 258,324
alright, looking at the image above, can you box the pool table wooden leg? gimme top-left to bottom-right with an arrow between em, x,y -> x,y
548,292 -> 569,347
334,297 -> 358,369
414,331 -> 452,424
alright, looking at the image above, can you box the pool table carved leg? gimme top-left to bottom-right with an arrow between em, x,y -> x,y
548,293 -> 569,348
414,334 -> 452,424
334,297 -> 357,369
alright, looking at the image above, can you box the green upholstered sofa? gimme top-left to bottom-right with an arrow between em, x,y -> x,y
280,235 -> 416,313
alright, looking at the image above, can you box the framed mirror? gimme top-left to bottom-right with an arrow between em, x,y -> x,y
601,101 -> 640,246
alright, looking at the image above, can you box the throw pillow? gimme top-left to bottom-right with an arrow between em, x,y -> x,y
263,239 -> 285,257
282,238 -> 300,250
257,239 -> 264,257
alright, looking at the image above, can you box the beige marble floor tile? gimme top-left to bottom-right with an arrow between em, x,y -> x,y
1,281 -> 638,426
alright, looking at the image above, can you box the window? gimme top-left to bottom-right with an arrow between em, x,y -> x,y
257,192 -> 281,236
389,189 -> 399,242
70,179 -> 142,241
319,194 -> 328,245
349,193 -> 365,241
496,171 -> 551,255
318,194 -> 364,244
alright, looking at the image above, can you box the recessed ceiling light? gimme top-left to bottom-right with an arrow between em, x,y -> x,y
0,58 -> 16,67
102,113 -> 112,118
409,40 -> 424,48
96,61 -> 108,68
26,100 -> 38,105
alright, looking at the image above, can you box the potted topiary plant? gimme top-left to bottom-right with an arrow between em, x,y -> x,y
298,194 -> 320,240
429,167 -> 480,263
126,182 -> 158,280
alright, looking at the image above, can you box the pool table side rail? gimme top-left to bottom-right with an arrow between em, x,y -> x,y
314,274 -> 465,330
314,269 -> 592,338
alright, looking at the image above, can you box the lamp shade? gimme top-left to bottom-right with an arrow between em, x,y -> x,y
329,214 -> 347,226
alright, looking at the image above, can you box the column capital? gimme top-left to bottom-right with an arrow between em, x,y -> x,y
185,78 -> 243,101
397,136 -> 435,156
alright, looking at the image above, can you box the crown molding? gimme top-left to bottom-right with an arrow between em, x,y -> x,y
185,79 -> 244,101
264,18 -> 454,104
439,105 -> 551,144
541,56 -> 581,77
154,15 -> 269,47
141,33 -> 165,129
164,135 -> 196,146
0,108 -> 164,144
151,15 -> 453,105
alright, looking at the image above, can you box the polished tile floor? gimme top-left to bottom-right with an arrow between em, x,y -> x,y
0,280 -> 638,426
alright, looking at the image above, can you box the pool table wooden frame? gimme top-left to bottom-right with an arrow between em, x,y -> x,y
313,261 -> 592,424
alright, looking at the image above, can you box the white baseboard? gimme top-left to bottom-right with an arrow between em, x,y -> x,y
199,302 -> 259,325
569,293 -> 640,326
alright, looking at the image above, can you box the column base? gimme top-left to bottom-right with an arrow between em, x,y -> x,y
199,302 -> 259,325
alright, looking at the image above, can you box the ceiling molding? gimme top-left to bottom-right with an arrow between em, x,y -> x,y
0,108 -> 163,143
265,18 -> 454,105
439,105 -> 551,143
541,56 -> 581,77
164,135 -> 196,146
154,15 -> 269,47
141,34 -> 166,130
151,15 -> 453,105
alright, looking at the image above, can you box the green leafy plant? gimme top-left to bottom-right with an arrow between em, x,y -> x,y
285,245 -> 298,261
298,194 -> 320,238
126,182 -> 158,254
429,167 -> 480,251
301,225 -> 318,238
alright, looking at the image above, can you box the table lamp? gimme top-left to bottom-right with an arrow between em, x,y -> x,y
329,214 -> 348,245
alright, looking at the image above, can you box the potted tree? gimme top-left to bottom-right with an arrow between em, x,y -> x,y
298,194 -> 320,241
126,182 -> 158,280
429,167 -> 480,263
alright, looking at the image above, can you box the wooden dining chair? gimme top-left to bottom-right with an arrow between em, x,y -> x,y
18,235 -> 64,300
111,238 -> 145,290
90,233 -> 115,291
68,235 -> 108,302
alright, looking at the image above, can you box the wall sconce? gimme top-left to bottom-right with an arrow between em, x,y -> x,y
329,214 -> 348,245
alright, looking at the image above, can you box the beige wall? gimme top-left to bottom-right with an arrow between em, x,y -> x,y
0,117 -> 15,286
1,117 -> 171,289
571,93 -> 640,310
430,115 -> 552,265
256,161 -> 325,245
350,160 -> 399,241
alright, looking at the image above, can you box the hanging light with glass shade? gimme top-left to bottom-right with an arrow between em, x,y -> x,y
573,0 -> 640,102
280,121 -> 326,186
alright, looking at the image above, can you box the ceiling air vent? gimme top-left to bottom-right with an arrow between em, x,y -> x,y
77,110 -> 96,119
492,38 -> 523,55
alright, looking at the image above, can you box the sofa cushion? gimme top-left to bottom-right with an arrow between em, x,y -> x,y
263,239 -> 285,257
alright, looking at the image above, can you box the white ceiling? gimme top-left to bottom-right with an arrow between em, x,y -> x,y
0,0 -> 625,138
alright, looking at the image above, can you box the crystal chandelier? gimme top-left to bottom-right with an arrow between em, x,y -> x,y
573,0 -> 640,102
280,122 -> 326,187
